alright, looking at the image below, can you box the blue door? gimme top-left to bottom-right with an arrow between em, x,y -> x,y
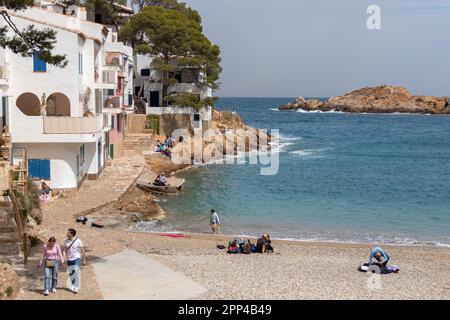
1,97 -> 6,129
28,159 -> 50,180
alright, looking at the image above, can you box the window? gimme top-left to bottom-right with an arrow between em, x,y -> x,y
111,115 -> 114,129
76,155 -> 80,178
107,89 -> 114,96
140,69 -> 150,77
117,115 -> 121,132
80,145 -> 85,165
46,93 -> 70,116
95,13 -> 102,23
16,92 -> 40,116
2,97 -> 7,128
128,94 -> 132,106
28,159 -> 50,180
78,53 -> 83,74
33,51 -> 47,72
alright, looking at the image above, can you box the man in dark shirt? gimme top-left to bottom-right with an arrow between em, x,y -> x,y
256,234 -> 273,253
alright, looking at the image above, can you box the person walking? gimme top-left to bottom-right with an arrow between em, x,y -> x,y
210,209 -> 221,234
64,228 -> 86,294
38,236 -> 64,296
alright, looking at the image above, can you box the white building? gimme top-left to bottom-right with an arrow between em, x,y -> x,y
134,55 -> 213,135
0,3 -> 133,190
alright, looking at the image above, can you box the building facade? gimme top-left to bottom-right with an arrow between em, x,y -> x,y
134,55 -> 213,135
0,2 -> 133,189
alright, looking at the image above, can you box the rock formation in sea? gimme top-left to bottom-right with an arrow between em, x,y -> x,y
279,85 -> 450,114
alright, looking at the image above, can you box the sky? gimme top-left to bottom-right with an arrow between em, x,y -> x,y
183,0 -> 450,97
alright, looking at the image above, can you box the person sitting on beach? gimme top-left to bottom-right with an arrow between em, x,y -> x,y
256,233 -> 273,253
154,172 -> 167,186
41,180 -> 52,195
227,239 -> 240,253
163,148 -> 172,159
368,246 -> 390,268
154,140 -> 162,152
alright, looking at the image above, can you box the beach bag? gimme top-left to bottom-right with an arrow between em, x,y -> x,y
382,265 -> 400,274
45,259 -> 55,268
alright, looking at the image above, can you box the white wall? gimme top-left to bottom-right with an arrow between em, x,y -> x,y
13,142 -> 94,189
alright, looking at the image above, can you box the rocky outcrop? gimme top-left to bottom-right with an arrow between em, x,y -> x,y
279,85 -> 450,114
279,97 -> 307,111
0,263 -> 20,300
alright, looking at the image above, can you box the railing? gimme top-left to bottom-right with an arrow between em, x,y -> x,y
43,116 -> 102,134
8,148 -> 29,263
103,96 -> 121,109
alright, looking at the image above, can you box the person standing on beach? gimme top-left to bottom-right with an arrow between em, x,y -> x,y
64,228 -> 86,294
210,209 -> 221,234
38,236 -> 64,296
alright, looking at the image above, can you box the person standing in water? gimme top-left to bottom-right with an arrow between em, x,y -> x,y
210,209 -> 221,234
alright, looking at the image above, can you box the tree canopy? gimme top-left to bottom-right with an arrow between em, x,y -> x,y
120,4 -> 221,109
0,0 -> 67,67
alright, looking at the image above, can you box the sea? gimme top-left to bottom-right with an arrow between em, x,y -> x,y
135,97 -> 450,247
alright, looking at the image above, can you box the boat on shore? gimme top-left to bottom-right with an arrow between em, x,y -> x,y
136,178 -> 185,195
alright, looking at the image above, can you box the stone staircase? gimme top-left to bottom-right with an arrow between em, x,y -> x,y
133,96 -> 146,114
0,197 -> 21,258
115,134 -> 155,158
128,114 -> 148,134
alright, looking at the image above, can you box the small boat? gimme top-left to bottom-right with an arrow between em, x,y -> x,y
136,178 -> 185,195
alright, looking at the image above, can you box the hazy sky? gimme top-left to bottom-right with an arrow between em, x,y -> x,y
183,0 -> 450,97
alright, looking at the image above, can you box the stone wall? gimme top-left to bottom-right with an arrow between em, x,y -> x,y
0,263 -> 20,300
160,114 -> 193,137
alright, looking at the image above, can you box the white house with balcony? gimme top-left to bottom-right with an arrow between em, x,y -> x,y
0,4 -> 132,190
135,55 -> 213,135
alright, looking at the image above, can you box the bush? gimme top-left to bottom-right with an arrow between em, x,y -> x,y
5,286 -> 13,298
146,115 -> 160,135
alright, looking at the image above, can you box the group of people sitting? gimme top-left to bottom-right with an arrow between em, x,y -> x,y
226,234 -> 274,254
153,172 -> 169,186
154,136 -> 175,158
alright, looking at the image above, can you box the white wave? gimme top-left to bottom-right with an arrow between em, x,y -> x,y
296,108 -> 344,114
278,134 -> 301,142
270,108 -> 280,111
290,150 -> 314,157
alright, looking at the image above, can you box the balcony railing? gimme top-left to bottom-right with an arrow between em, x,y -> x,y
43,116 -> 103,134
104,96 -> 121,109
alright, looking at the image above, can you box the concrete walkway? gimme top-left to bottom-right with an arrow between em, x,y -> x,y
91,249 -> 207,300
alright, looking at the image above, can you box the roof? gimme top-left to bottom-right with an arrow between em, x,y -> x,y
39,0 -> 67,8
112,2 -> 134,14
8,9 -> 102,44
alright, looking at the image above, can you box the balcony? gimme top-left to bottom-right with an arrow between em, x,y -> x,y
146,82 -> 212,99
43,115 -> 103,134
103,96 -> 122,109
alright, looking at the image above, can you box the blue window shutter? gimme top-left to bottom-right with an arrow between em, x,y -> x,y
28,159 -> 40,179
33,51 -> 46,72
40,160 -> 50,180
28,159 -> 50,180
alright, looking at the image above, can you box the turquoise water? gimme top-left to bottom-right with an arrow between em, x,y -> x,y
136,98 -> 450,246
